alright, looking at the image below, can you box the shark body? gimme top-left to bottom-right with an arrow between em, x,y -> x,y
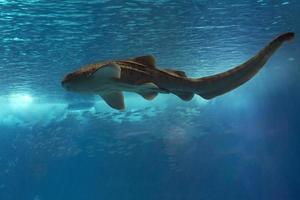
62,32 -> 294,110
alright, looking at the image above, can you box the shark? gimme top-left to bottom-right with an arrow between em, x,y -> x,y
61,32 -> 295,110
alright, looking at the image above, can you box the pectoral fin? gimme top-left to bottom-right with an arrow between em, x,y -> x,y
99,91 -> 125,110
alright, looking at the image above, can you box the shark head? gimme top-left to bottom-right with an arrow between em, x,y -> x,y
61,69 -> 95,92
61,63 -> 121,93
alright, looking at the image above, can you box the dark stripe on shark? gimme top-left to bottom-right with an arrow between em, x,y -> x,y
119,66 -> 153,85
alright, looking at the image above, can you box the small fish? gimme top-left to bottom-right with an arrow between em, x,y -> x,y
62,32 -> 295,110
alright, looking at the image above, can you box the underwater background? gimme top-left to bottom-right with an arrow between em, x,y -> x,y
0,0 -> 299,200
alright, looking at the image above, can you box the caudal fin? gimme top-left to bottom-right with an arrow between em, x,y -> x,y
195,32 -> 295,99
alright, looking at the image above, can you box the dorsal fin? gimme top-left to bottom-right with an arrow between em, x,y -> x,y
131,55 -> 156,67
163,69 -> 187,77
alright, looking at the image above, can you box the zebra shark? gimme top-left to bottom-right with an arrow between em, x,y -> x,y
61,32 -> 294,110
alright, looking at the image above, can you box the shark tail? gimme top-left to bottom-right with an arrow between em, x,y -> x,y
193,32 -> 294,99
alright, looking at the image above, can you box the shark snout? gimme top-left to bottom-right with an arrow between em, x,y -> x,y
61,81 -> 69,91
61,72 -> 87,92
61,76 -> 68,85
61,75 -> 72,90
61,79 -> 67,86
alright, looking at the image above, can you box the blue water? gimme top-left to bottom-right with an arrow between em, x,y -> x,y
0,1 -> 300,200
